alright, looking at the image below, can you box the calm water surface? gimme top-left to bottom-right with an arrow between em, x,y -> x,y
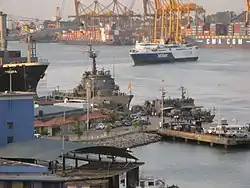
8,42 -> 250,187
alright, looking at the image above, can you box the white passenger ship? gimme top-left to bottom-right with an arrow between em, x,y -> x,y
129,40 -> 199,66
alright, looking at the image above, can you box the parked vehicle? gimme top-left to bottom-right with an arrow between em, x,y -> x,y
115,121 -> 123,127
96,123 -> 105,130
123,120 -> 132,126
226,130 -> 248,138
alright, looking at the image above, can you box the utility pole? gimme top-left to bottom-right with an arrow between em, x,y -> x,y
86,81 -> 90,136
159,80 -> 166,128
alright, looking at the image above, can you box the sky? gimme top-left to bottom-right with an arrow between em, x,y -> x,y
1,0 -> 245,20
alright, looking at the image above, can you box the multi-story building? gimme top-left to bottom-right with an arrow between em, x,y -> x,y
0,92 -> 34,146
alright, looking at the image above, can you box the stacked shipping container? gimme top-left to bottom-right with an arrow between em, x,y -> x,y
233,22 -> 246,36
185,22 -> 250,37
61,29 -> 101,41
247,25 -> 250,36
210,24 -> 227,36
191,25 -> 197,36
190,25 -> 204,36
227,24 -> 234,36
197,26 -> 204,35
209,24 -> 216,36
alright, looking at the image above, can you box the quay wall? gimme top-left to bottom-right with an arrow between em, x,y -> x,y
85,132 -> 162,149
158,129 -> 250,148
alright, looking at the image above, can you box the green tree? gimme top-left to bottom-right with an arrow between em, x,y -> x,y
40,129 -> 48,136
105,111 -> 118,123
72,119 -> 83,140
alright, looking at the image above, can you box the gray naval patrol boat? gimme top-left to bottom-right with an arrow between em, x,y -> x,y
131,86 -> 215,123
50,45 -> 133,112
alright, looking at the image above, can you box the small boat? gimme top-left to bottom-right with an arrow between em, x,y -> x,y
129,40 -> 198,66
138,176 -> 180,188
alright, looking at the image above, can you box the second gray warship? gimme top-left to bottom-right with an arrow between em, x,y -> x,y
139,86 -> 215,123
48,45 -> 133,112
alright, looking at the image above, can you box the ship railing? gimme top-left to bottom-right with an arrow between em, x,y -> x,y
52,89 -> 74,94
6,57 -> 39,64
39,59 -> 49,63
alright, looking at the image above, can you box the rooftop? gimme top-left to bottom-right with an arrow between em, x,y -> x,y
34,105 -> 83,117
64,161 -> 144,179
0,92 -> 35,96
0,138 -> 92,161
0,139 -> 138,161
0,175 -> 67,182
34,111 -> 107,128
0,92 -> 35,99
0,159 -> 45,168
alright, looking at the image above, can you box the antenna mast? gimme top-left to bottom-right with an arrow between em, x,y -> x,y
180,86 -> 186,99
88,44 -> 98,75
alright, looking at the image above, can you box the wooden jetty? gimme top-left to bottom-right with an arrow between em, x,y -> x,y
158,129 -> 250,148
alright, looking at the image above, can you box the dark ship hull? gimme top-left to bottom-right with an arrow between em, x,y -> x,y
130,52 -> 198,66
20,35 -> 57,44
58,39 -> 134,46
0,62 -> 49,92
94,95 -> 134,111
186,36 -> 250,48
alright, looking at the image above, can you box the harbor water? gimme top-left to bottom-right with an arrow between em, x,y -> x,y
9,42 -> 250,187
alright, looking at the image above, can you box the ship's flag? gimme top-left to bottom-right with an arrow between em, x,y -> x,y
128,82 -> 132,89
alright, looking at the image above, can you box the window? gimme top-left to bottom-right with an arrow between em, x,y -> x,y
23,182 -> 33,188
140,181 -> 145,187
7,136 -> 13,144
7,122 -> 13,129
148,182 -> 154,186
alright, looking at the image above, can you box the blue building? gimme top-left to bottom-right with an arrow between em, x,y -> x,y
0,92 -> 34,147
0,159 -> 66,188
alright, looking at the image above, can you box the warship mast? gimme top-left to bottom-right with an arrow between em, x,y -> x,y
180,86 -> 187,99
88,44 -> 97,75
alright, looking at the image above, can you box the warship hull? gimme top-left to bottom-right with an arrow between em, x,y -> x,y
0,62 -> 49,92
94,95 -> 134,111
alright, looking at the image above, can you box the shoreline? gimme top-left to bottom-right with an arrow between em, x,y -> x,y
83,132 -> 162,149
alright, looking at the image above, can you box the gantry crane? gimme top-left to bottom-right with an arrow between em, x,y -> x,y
246,0 -> 250,23
153,0 -> 204,43
72,0 -> 142,30
55,7 -> 62,28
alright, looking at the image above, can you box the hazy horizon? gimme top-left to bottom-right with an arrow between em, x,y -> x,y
1,0 -> 245,20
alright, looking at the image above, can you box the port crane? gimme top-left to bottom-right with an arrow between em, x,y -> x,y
153,0 -> 204,43
246,0 -> 250,23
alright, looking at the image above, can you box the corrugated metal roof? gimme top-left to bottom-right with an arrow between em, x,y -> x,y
0,175 -> 66,181
34,112 -> 108,128
34,105 -> 83,117
0,159 -> 45,167
0,138 -> 92,161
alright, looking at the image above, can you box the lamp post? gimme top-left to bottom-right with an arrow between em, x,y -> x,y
86,81 -> 90,135
5,68 -> 17,92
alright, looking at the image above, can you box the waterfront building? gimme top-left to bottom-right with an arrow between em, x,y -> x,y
0,92 -> 34,146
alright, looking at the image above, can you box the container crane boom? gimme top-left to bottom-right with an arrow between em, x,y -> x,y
74,0 -> 80,24
153,0 -> 161,41
246,0 -> 250,23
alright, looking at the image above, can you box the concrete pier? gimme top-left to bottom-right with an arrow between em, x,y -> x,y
158,129 -> 250,148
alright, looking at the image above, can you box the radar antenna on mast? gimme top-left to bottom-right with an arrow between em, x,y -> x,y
179,86 -> 187,99
87,44 -> 99,75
